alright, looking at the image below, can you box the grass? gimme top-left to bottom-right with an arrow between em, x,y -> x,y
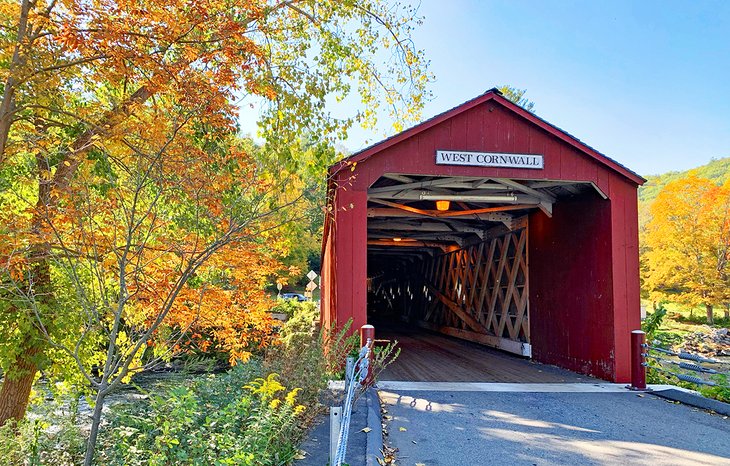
642,300 -> 730,402
642,300 -> 729,333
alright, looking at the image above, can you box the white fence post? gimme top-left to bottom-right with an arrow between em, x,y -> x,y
329,406 -> 342,464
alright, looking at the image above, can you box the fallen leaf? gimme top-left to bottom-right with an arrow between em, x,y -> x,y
416,463 -> 426,466
637,394 -> 645,397
361,427 -> 372,433
399,427 -> 407,432
293,450 -> 307,460
412,440 -> 417,444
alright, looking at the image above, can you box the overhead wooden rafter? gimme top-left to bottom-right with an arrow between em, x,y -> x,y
366,175 -> 569,224
365,175 -> 594,246
366,239 -> 451,251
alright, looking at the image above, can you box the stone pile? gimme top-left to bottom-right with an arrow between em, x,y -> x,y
681,327 -> 730,357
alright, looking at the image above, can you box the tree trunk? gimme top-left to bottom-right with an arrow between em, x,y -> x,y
83,388 -> 107,466
725,303 -> 729,320
706,303 -> 714,325
0,346 -> 40,426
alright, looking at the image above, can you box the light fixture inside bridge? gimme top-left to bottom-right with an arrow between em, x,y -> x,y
435,200 -> 451,211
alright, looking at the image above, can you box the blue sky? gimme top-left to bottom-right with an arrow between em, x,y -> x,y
242,1 -> 730,176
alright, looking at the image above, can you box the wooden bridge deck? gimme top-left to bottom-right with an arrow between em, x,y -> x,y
376,325 -> 595,383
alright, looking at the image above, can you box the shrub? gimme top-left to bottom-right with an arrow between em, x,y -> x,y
0,396 -> 85,466
264,303 -> 358,417
97,363 -> 307,465
269,299 -> 317,320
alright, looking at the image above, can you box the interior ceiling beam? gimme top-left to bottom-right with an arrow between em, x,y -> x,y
368,221 -> 454,232
367,239 -> 451,251
538,201 -> 553,218
419,193 -> 543,204
367,202 -> 536,218
590,182 -> 608,199
526,180 -> 577,188
381,173 -> 416,183
368,177 -> 478,194
492,178 -> 556,203
370,181 -> 508,194
367,246 -> 436,256
367,207 -> 513,225
562,184 -> 581,194
368,229 -> 467,244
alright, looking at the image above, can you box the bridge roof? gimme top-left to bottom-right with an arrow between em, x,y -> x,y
331,88 -> 645,186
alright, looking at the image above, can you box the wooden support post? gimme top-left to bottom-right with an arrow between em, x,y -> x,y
628,330 -> 647,390
360,325 -> 375,386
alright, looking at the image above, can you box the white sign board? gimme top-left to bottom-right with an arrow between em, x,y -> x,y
306,270 -> 318,281
436,150 -> 543,169
306,281 -> 317,291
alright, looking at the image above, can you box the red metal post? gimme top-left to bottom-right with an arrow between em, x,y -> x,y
360,324 -> 375,385
629,330 -> 647,390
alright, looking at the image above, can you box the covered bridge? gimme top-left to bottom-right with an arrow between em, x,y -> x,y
321,88 -> 644,382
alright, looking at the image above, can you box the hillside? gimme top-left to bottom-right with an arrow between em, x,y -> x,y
639,157 -> 730,204
638,157 -> 730,228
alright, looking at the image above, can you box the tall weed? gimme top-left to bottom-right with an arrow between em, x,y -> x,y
97,364 -> 306,465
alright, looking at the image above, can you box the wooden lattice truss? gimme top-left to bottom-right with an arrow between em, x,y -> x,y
420,229 -> 529,351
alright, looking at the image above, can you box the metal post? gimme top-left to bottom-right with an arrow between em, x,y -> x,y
629,329 -> 647,390
360,325 -> 375,386
329,406 -> 342,464
345,356 -> 355,390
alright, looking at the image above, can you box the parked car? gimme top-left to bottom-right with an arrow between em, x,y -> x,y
281,292 -> 306,302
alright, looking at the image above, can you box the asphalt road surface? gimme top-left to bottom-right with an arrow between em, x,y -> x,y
380,385 -> 730,466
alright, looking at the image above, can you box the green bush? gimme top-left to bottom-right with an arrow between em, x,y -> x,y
265,303 -> 358,415
269,299 -> 317,320
1,302 -> 365,465
0,396 -> 85,466
97,363 -> 307,465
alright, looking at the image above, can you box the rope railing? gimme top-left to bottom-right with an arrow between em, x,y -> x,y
629,329 -> 729,390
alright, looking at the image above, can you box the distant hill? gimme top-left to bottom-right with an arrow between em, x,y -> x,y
638,157 -> 730,228
639,157 -> 730,204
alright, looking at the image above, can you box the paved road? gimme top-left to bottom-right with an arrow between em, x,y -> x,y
380,385 -> 730,466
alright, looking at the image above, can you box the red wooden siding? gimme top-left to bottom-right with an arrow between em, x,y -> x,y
528,194 -> 615,380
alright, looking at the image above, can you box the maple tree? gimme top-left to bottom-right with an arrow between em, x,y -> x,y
643,175 -> 730,325
0,0 -> 430,460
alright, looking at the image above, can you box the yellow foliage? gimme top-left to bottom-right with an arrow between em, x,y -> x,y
643,175 -> 730,308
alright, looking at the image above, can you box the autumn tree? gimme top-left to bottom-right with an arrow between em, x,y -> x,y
0,0 -> 430,446
498,85 -> 535,112
643,176 -> 730,324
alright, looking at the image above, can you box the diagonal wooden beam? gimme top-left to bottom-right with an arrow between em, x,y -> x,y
368,201 -> 539,217
492,178 -> 556,203
434,204 -> 538,217
425,283 -> 489,333
382,173 -> 416,183
368,176 -> 466,194
368,198 -> 436,217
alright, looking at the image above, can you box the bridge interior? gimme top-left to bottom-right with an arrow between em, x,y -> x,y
367,174 -> 604,381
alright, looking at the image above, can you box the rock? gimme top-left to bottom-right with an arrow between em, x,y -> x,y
679,327 -> 730,358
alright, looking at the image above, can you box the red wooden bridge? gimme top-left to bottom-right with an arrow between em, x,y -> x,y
321,88 -> 644,382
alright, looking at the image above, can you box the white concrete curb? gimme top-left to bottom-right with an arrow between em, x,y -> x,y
376,381 -> 633,392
